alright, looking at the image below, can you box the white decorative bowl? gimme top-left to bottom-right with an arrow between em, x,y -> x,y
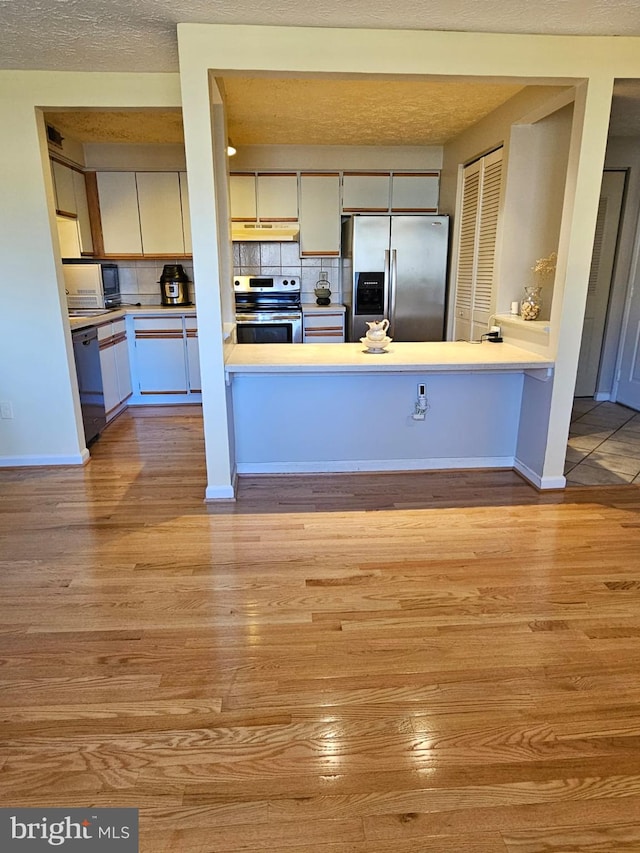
360,335 -> 392,352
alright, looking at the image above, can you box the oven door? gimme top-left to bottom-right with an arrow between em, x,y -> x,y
236,311 -> 302,344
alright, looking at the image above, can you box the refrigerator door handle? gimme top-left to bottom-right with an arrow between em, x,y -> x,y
389,249 -> 398,335
383,249 -> 391,318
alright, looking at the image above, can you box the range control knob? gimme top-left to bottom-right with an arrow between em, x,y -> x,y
290,279 -> 297,286
234,279 -> 240,286
283,280 -> 289,285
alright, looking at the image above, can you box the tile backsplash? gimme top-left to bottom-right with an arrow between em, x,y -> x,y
233,242 -> 341,303
116,243 -> 342,308
117,260 -> 195,307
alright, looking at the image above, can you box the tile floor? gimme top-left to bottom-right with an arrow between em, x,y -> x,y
565,399 -> 640,486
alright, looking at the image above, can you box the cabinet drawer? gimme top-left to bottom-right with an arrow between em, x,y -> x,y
303,310 -> 345,343
134,317 -> 184,335
96,320 -> 115,342
303,331 -> 345,343
303,312 -> 345,330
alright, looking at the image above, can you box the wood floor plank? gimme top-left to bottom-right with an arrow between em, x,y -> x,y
1,407 -> 640,851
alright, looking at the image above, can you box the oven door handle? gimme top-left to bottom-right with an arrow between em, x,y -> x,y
236,313 -> 301,321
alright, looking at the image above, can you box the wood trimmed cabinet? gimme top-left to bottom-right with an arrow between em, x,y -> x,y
341,172 -> 440,213
342,173 -> 391,212
230,170 -> 441,257
95,171 -> 192,258
302,305 -> 346,343
390,173 -> 439,212
96,317 -> 132,421
127,313 -> 202,405
299,174 -> 341,257
51,158 -> 94,254
230,173 -> 299,222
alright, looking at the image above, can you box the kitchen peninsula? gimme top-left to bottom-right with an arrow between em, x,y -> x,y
225,341 -> 556,487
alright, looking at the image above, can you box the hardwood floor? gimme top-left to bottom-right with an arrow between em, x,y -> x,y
1,406 -> 640,852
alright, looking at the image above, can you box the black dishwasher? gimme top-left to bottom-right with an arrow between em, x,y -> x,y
72,327 -> 106,445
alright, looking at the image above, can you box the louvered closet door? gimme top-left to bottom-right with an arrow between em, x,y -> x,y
473,149 -> 503,324
452,149 -> 503,340
453,160 -> 480,340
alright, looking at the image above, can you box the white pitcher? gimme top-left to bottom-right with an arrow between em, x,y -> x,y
365,319 -> 389,342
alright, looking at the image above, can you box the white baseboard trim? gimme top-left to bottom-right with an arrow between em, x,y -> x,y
128,394 -> 203,407
205,480 -> 237,501
514,457 -> 566,490
236,456 -> 515,475
0,448 -> 90,467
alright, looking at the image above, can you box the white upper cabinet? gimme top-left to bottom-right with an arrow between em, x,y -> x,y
97,172 -> 143,255
391,173 -> 439,212
96,171 -> 191,256
136,172 -> 185,255
230,174 -> 257,221
256,174 -> 298,221
342,173 -> 390,212
299,174 -> 341,256
52,161 -> 77,215
72,170 -> 93,253
56,215 -> 81,258
51,160 -> 93,253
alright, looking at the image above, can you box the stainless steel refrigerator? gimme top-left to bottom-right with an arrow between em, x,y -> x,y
342,214 -> 449,342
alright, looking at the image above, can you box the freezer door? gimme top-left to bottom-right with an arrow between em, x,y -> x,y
350,216 -> 391,341
389,215 -> 449,341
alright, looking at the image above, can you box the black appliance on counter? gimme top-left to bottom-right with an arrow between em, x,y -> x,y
234,275 -> 302,343
159,264 -> 191,306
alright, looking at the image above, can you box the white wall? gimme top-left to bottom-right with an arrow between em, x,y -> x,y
231,144 -> 442,172
84,143 -> 187,171
439,86 -> 572,216
499,102 -> 574,321
0,71 -> 180,466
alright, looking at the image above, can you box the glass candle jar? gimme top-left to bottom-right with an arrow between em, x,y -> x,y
521,285 -> 542,321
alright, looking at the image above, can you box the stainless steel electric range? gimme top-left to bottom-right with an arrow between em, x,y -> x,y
234,275 -> 302,344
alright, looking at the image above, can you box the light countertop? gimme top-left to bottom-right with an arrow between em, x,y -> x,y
68,305 -> 196,330
224,341 -> 554,374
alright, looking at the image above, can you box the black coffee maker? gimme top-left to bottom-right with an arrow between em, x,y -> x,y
159,265 -> 191,306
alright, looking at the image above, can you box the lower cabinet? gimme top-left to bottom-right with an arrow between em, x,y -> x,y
97,318 -> 132,421
185,317 -> 201,392
302,307 -> 346,343
128,313 -> 202,404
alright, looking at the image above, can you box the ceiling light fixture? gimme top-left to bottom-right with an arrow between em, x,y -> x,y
227,140 -> 237,156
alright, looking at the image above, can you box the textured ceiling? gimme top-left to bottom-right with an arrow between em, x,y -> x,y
3,1 -> 640,74
222,78 -> 524,146
21,3 -> 640,144
44,79 -> 526,147
43,110 -> 185,144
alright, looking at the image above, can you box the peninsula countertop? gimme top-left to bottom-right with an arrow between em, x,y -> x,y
224,341 -> 554,374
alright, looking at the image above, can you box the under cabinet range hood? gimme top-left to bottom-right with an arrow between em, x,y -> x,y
231,222 -> 300,242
